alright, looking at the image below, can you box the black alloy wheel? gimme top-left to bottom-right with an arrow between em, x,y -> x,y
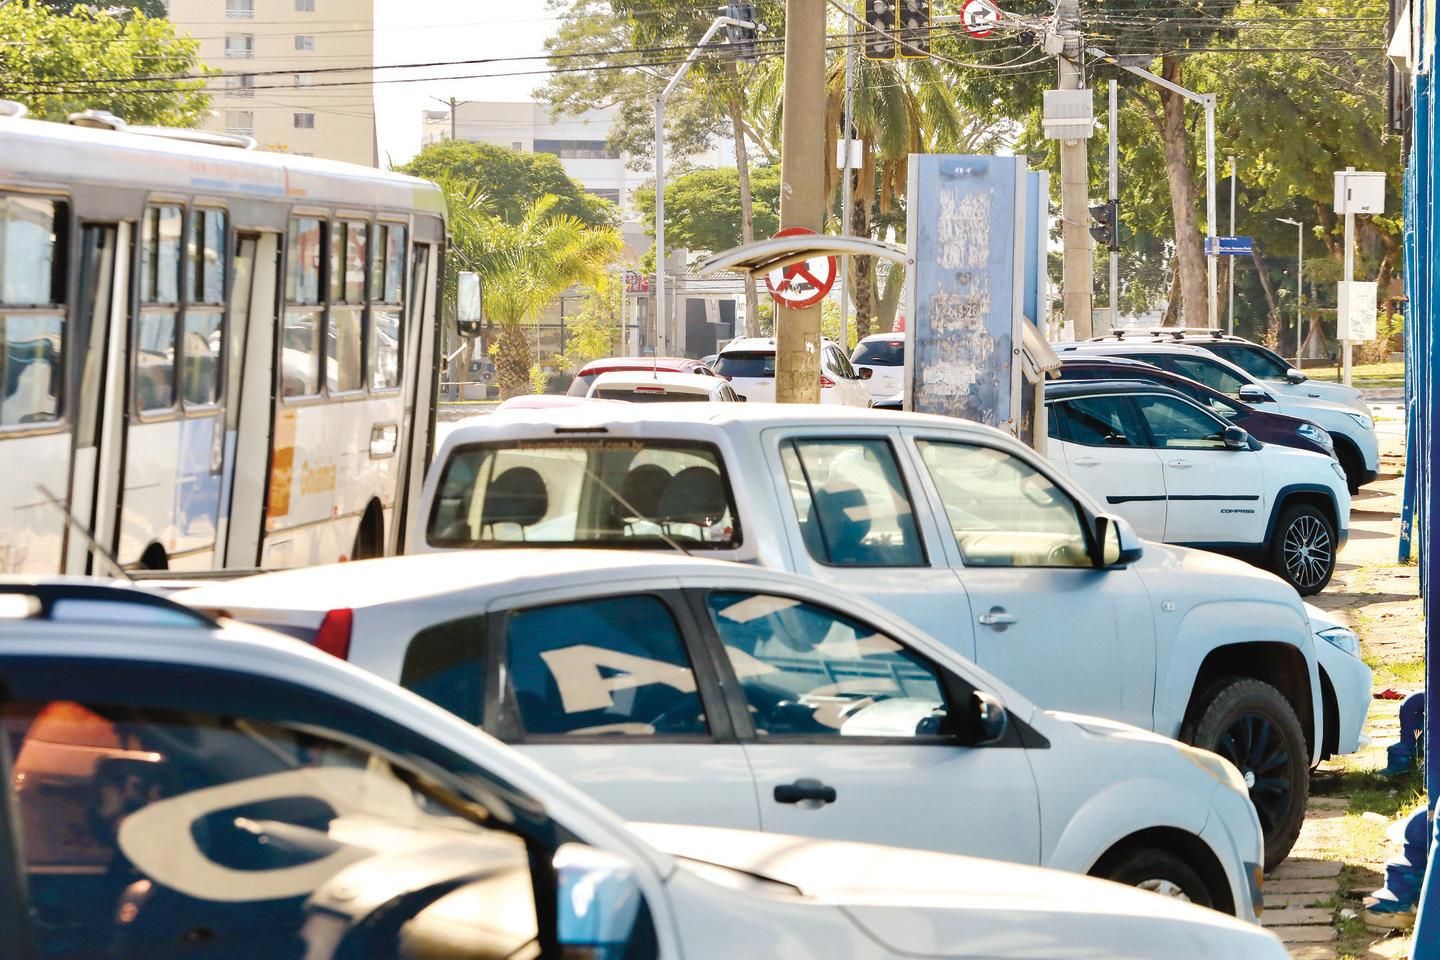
1272,504 -> 1336,596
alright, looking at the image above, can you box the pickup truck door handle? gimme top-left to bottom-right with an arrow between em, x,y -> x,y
773,779 -> 837,805
978,607 -> 1017,630
1072,456 -> 1102,467
1167,459 -> 1194,469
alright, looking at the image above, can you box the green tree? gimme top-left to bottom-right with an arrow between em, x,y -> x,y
0,1 -> 209,127
39,1 -> 168,17
559,274 -> 625,371
400,140 -> 617,228
632,164 -> 782,253
448,190 -> 621,398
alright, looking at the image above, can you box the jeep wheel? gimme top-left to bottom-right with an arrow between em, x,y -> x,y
1190,678 -> 1309,870
1091,847 -> 1216,911
1271,503 -> 1336,596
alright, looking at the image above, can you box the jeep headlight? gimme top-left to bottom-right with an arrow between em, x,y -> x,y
1297,422 -> 1334,453
1346,411 -> 1374,430
1178,743 -> 1250,796
1318,625 -> 1361,658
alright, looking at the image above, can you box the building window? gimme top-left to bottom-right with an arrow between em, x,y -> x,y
294,34 -> 315,51
293,112 -> 315,129
586,188 -> 620,204
533,139 -> 618,159
511,140 -> 523,151
223,74 -> 254,98
223,110 -> 254,136
225,0 -> 253,17
295,0 -> 315,9
294,73 -> 314,88
224,33 -> 254,58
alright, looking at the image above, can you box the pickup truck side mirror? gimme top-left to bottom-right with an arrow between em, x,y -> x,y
1237,384 -> 1272,404
1285,367 -> 1307,384
555,843 -> 649,956
456,271 -> 484,339
970,691 -> 1009,747
1094,513 -> 1143,568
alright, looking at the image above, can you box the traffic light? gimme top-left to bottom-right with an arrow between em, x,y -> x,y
898,0 -> 931,58
724,3 -> 760,63
864,0 -> 896,59
1089,200 -> 1119,250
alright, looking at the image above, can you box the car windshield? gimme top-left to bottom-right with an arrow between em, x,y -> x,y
713,351 -> 775,379
852,339 -> 905,367
428,439 -> 741,549
1202,342 -> 1292,380
1146,354 -> 1251,397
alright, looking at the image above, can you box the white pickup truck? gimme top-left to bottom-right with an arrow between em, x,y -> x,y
414,403 -> 1373,869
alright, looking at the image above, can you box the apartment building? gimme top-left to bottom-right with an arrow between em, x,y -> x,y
166,0 -> 377,167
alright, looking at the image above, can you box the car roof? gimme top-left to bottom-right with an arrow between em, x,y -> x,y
576,356 -> 701,374
1044,379 -> 1192,402
1058,355 -> 1162,369
589,370 -> 720,392
1059,340 -> 1225,358
720,336 -> 843,354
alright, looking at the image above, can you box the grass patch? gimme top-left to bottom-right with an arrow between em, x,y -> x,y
1367,658 -> 1426,688
1309,361 -> 1405,390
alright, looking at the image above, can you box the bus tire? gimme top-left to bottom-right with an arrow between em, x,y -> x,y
138,543 -> 169,571
351,504 -> 384,561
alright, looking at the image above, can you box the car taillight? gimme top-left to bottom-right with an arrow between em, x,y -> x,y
819,374 -> 835,388
314,608 -> 353,660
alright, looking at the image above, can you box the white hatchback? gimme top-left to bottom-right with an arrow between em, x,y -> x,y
712,336 -> 871,406
850,332 -> 907,400
183,550 -> 1268,922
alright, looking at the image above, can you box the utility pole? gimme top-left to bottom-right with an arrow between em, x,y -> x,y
1342,164 -> 1355,386
1204,94 -> 1219,331
1108,78 -> 1119,325
449,97 -> 457,141
1055,0 -> 1093,340
1227,155 -> 1236,335
775,0 -> 826,403
839,3 -> 857,350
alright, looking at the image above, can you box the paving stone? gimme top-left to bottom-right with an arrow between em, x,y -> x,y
1263,908 -> 1334,927
1271,925 -> 1338,943
1271,860 -> 1343,880
1267,893 -> 1332,909
1269,879 -> 1340,895
1288,946 -> 1337,960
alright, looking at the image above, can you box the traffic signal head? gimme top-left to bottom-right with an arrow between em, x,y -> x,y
1089,200 -> 1119,251
865,0 -> 897,59
898,0 -> 931,58
724,3 -> 760,63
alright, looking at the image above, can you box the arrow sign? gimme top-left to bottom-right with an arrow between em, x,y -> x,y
961,0 -> 1001,37
764,227 -> 838,309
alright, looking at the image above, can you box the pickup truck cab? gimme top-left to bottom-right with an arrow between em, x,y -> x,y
412,404 -> 1364,869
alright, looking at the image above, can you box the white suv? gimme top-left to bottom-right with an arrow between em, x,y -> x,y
1044,379 -> 1351,595
713,336 -> 871,406
411,403 -> 1374,869
851,331 -> 907,400
183,551 -> 1268,920
0,579 -> 1290,960
1059,340 -> 1379,490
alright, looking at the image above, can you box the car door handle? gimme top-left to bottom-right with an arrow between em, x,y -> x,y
978,606 -> 1017,630
773,779 -> 837,805
1167,459 -> 1193,469
1072,456 -> 1102,467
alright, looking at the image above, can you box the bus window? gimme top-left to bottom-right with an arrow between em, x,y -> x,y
137,206 -> 183,412
327,221 -> 364,394
183,209 -> 226,407
284,218 -> 323,398
368,224 -> 405,391
1,195 -> 66,427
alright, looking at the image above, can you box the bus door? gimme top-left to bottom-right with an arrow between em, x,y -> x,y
114,206 -> 229,571
390,240 -> 433,553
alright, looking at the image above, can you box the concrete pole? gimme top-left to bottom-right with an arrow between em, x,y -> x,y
449,97 -> 457,141
1204,95 -> 1219,333
1108,79 -> 1119,325
1056,0 -> 1093,340
1297,223 -> 1304,366
775,0 -> 826,403
654,97 -> 668,354
1343,165 -> 1355,386
839,4 -> 856,350
1228,154 -> 1236,336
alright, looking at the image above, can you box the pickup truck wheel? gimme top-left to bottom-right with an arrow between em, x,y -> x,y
1091,848 -> 1214,910
1190,678 -> 1309,870
1270,503 -> 1336,596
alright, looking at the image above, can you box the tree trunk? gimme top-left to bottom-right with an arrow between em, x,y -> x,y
1249,242 -> 1279,317
496,321 -> 533,400
1154,57 -> 1208,328
850,193 -> 874,339
1162,257 -> 1183,327
728,96 -> 762,339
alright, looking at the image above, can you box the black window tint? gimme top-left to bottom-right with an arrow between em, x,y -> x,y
1134,394 -> 1229,449
1058,395 -> 1144,448
1152,355 -> 1249,396
780,438 -> 926,567
505,595 -> 708,737
1206,342 -> 1290,379
707,591 -> 949,738
713,351 -> 774,379
401,616 -> 486,723
852,339 -> 905,367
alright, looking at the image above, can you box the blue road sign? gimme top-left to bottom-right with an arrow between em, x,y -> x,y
1205,235 -> 1254,256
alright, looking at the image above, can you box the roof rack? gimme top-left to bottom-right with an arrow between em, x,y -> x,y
66,109 -> 256,150
0,581 -> 218,628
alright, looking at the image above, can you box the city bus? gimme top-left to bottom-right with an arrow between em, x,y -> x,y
0,104 -> 445,573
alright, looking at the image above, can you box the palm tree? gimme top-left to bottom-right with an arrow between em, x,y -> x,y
447,189 -> 621,398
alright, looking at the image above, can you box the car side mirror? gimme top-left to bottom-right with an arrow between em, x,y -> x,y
970,691 -> 1009,746
857,366 -> 874,381
1285,367 -> 1307,384
1094,513 -> 1143,568
456,271 -> 484,339
1237,384 -> 1271,404
555,844 -> 647,957
1222,425 -> 1250,450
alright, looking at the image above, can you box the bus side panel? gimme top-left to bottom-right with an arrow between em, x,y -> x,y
117,416 -> 222,569
0,433 -> 71,573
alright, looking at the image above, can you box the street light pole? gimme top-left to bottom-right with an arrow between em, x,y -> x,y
1278,216 -> 1304,366
1108,79 -> 1119,325
1228,154 -> 1236,336
839,3 -> 856,349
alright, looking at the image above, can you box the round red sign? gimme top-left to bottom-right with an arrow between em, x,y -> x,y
764,227 -> 838,310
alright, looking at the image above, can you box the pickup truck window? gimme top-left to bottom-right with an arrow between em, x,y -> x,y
428,440 -> 740,549
916,440 -> 1091,568
780,438 -> 926,567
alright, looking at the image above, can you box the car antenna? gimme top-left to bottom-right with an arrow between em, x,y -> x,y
581,467 -> 690,557
36,485 -> 133,582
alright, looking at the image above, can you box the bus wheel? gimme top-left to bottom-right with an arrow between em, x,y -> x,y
352,505 -> 384,561
138,544 -> 169,571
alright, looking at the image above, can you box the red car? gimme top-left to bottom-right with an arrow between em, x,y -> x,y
567,356 -> 717,396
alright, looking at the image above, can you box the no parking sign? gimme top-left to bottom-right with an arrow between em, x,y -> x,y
764,227 -> 837,309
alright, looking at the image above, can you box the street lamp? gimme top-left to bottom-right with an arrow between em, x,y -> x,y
1277,217 -> 1304,366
